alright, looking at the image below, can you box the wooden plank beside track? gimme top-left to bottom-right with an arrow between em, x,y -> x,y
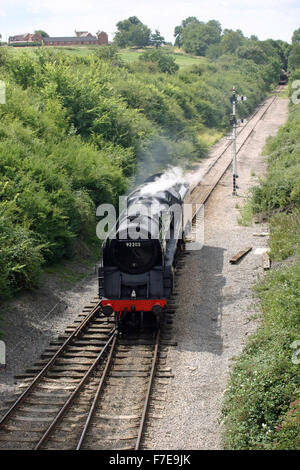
229,247 -> 252,264
263,252 -> 271,270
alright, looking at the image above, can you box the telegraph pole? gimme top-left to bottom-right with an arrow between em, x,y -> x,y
230,87 -> 238,195
230,87 -> 246,196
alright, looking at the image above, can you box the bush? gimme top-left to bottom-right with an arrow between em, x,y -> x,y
0,203 -> 45,296
139,49 -> 179,74
248,95 -> 300,214
0,80 -> 128,299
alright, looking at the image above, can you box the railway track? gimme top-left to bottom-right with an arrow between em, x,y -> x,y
0,88 -> 282,450
187,89 -> 281,209
0,298 -> 176,450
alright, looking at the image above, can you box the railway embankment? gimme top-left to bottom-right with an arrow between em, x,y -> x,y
0,45 -> 282,419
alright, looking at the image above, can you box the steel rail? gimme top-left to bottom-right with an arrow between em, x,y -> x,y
0,301 -> 102,429
135,328 -> 160,450
189,93 -> 278,211
34,328 -> 118,450
76,332 -> 117,450
189,91 -> 278,198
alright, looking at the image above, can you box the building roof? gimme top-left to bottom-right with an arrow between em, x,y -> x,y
9,33 -> 30,41
75,31 -> 91,37
43,36 -> 97,43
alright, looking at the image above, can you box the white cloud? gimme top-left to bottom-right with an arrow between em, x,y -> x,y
13,0 -> 300,15
0,0 -> 299,42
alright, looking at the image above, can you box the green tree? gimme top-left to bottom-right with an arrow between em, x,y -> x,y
182,21 -> 221,56
289,43 -> 300,70
207,20 -> 222,36
258,39 -> 290,69
34,30 -> 49,38
205,43 -> 224,60
292,28 -> 300,44
114,16 -> 151,48
150,30 -> 165,48
173,16 -> 199,47
221,29 -> 244,53
289,29 -> 300,71
236,44 -> 267,64
174,25 -> 183,47
276,40 -> 291,69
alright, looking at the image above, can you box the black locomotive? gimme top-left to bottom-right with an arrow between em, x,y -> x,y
279,69 -> 288,85
98,174 -> 189,326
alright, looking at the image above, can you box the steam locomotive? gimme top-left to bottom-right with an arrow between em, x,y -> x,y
98,174 -> 189,327
279,69 -> 288,85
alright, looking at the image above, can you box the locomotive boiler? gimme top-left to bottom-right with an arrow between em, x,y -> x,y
98,174 -> 189,326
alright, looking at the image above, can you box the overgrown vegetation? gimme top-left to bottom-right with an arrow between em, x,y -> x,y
223,265 -> 300,449
171,16 -> 290,74
0,32 -> 283,301
288,28 -> 300,71
138,49 -> 179,74
223,71 -> 300,449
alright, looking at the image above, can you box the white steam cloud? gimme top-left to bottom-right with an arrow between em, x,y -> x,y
140,164 -> 209,196
140,167 -> 186,195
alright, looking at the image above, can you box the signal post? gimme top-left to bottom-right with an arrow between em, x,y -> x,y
230,87 -> 247,196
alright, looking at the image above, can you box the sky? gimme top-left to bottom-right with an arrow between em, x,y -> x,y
0,0 -> 299,43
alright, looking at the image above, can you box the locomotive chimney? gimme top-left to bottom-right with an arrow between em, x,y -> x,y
131,290 -> 136,300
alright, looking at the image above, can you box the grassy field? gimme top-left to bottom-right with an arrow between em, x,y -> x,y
5,45 -> 205,68
118,48 -> 205,67
6,45 -> 98,57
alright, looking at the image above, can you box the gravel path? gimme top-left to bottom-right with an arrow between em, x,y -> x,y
145,95 -> 289,449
